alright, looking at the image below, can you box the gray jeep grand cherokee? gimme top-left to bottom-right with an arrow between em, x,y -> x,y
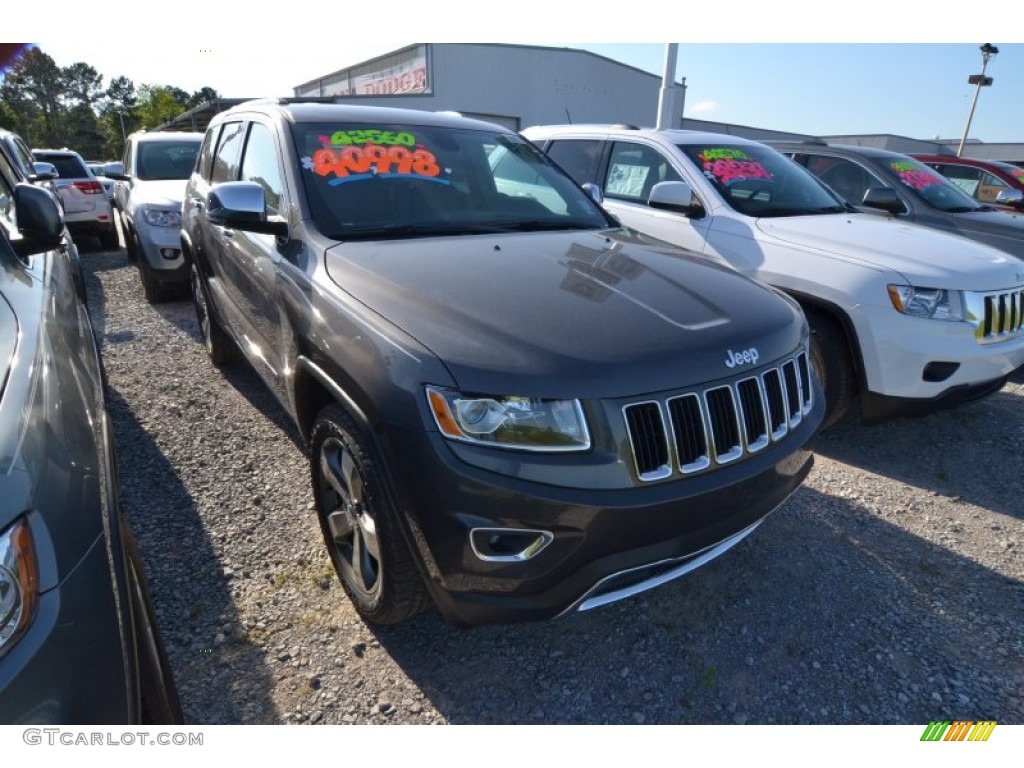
180,100 -> 823,626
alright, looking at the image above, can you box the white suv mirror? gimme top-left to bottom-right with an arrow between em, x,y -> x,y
649,180 -> 702,217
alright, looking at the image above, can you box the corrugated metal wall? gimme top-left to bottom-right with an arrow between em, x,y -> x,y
296,44 -> 666,131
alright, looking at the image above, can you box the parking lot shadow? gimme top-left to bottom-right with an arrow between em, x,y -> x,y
103,372 -> 282,724
812,387 -> 1024,521
366,485 -> 1023,724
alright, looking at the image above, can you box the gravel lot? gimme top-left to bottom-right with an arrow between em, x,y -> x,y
80,236 -> 1023,726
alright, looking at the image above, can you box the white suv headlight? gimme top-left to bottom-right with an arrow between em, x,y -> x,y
426,386 -> 590,451
887,285 -> 964,321
0,520 -> 38,658
143,209 -> 181,228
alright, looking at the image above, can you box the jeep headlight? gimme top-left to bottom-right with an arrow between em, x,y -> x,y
426,386 -> 590,451
142,209 -> 181,228
0,520 -> 38,658
887,285 -> 964,321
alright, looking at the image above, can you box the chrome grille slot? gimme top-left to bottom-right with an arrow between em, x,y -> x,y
782,360 -> 802,427
762,369 -> 788,439
972,288 -> 1024,344
622,349 -> 811,482
623,402 -> 671,481
705,386 -> 743,464
737,377 -> 769,452
797,353 -> 812,412
667,394 -> 710,472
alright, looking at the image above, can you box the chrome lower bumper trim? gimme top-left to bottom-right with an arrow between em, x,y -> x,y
562,519 -> 764,616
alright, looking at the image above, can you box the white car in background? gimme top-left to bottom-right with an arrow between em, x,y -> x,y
106,131 -> 204,302
32,148 -> 118,249
524,125 -> 1024,426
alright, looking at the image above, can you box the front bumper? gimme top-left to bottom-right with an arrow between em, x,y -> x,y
852,303 -> 1024,406
134,219 -> 187,280
380,408 -> 819,626
0,533 -> 132,724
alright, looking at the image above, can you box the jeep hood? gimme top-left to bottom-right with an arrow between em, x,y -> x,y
755,214 -> 1021,290
129,179 -> 187,208
325,229 -> 805,398
951,209 -> 1024,259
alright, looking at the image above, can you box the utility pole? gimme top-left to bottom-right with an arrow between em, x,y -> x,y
656,44 -> 685,130
957,43 -> 999,157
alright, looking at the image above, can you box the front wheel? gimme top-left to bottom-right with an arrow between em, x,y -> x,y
189,263 -> 236,365
310,404 -> 431,625
808,311 -> 857,428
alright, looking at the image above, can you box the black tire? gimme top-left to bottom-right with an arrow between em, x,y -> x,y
807,310 -> 857,428
100,222 -> 120,250
139,265 -> 169,303
122,214 -> 138,262
124,529 -> 184,724
310,404 -> 431,625
189,263 -> 236,365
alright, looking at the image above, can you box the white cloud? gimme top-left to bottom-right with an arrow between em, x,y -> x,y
688,101 -> 719,115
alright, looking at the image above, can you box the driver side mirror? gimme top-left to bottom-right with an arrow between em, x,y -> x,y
207,181 -> 289,237
995,188 -> 1024,210
581,182 -> 603,205
102,161 -> 127,181
648,181 -> 704,218
11,183 -> 65,258
862,187 -> 906,215
30,161 -> 58,182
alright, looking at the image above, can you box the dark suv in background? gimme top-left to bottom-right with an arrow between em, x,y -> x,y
774,141 -> 1024,260
181,100 -> 823,626
0,146 -> 181,722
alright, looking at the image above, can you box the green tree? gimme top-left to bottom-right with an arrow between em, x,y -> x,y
0,47 -> 63,146
136,84 -> 187,130
61,62 -> 104,108
187,86 -> 220,109
98,75 -> 140,158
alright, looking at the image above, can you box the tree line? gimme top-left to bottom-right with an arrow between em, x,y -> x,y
0,46 -> 219,161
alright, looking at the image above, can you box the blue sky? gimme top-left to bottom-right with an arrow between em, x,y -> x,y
11,4 -> 1024,144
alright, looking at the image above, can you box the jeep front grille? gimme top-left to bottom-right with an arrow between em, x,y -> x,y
969,288 -> 1024,345
622,351 -> 812,483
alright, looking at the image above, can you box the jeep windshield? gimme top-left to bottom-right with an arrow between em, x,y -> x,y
878,157 -> 987,214
677,143 -> 848,218
293,123 -> 612,240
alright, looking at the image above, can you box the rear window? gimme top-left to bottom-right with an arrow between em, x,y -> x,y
35,153 -> 88,179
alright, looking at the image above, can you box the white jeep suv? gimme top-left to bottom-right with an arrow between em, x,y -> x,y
524,125 -> 1024,425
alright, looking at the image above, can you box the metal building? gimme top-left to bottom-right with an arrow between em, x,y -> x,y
293,43 -> 677,131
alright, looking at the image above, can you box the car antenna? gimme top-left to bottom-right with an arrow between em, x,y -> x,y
565,107 -> 573,124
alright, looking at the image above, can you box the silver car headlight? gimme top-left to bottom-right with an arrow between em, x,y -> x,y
142,209 -> 181,228
887,285 -> 964,321
0,520 -> 38,658
426,386 -> 590,451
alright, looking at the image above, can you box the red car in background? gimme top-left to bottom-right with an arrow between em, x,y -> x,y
912,154 -> 1024,211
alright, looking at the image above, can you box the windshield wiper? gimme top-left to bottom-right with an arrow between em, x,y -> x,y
756,207 -> 847,218
330,223 -> 503,240
489,219 -> 598,232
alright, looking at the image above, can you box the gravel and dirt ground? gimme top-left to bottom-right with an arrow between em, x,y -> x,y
80,237 -> 1023,726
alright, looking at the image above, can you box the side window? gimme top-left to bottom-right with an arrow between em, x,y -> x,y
602,142 -> 681,203
546,140 -> 602,185
933,163 -> 983,198
0,163 -> 15,229
123,140 -> 133,173
211,121 -> 245,183
239,123 -> 285,217
197,125 -> 222,181
805,156 -> 878,205
976,170 -> 1009,203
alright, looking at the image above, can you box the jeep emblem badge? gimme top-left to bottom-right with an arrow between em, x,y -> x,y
725,347 -> 760,368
